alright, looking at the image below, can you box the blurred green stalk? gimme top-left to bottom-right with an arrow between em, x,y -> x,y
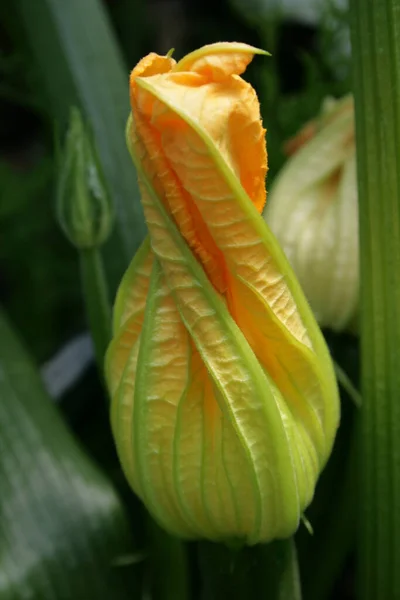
303,429 -> 357,600
198,539 -> 301,599
80,247 -> 111,374
146,520 -> 189,600
350,0 -> 400,597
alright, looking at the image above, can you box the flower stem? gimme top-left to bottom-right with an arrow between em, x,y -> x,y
349,0 -> 400,597
198,538 -> 301,599
303,428 -> 357,600
146,519 -> 189,600
80,247 -> 111,374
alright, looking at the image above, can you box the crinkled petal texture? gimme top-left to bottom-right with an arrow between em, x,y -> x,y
106,43 -> 340,545
266,96 -> 358,331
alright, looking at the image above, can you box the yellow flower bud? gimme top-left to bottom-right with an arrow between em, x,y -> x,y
265,95 -> 358,331
106,43 -> 340,544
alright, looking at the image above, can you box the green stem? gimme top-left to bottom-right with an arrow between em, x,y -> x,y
303,429 -> 357,600
80,247 -> 111,374
198,538 -> 301,600
145,519 -> 189,600
267,539 -> 302,600
349,0 -> 400,597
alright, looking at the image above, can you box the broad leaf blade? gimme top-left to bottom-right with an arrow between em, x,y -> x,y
0,308 -> 138,599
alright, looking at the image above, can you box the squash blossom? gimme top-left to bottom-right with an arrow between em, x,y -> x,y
265,95 -> 358,332
105,43 -> 340,545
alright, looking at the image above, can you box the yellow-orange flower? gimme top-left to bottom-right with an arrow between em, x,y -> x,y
106,43 -> 340,544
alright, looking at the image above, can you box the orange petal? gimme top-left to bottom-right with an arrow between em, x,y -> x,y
131,102 -> 229,294
129,63 -> 267,293
129,74 -> 337,462
174,42 -> 268,82
130,53 -> 175,108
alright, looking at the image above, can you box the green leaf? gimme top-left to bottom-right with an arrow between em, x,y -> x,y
0,160 -> 82,363
0,308 -> 139,599
14,0 -> 147,282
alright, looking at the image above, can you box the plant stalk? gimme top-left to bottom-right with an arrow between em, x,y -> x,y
303,429 -> 357,600
80,247 -> 111,375
198,539 -> 301,600
350,0 -> 400,597
146,519 -> 189,600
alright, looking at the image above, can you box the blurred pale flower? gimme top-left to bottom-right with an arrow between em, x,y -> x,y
265,95 -> 358,332
106,43 -> 340,544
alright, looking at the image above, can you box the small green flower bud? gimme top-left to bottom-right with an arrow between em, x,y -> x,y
57,108 -> 113,249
